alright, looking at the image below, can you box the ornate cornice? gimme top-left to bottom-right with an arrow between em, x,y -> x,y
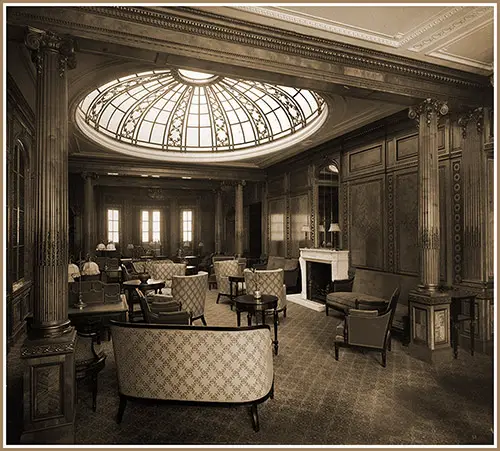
408,98 -> 449,127
8,6 -> 489,91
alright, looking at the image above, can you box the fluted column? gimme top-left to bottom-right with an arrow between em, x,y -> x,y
407,99 -> 452,364
235,181 -> 245,257
26,28 -> 76,338
82,172 -> 96,258
21,27 -> 77,444
214,189 -> 222,254
408,99 -> 449,290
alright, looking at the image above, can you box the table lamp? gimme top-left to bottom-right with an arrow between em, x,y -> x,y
328,223 -> 341,249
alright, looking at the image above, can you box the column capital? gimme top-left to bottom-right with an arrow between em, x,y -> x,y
81,171 -> 98,181
457,107 -> 484,138
408,98 -> 449,127
25,26 -> 76,76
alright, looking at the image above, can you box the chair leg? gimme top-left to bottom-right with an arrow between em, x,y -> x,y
216,293 -> 221,304
325,304 -> 329,316
381,349 -> 387,368
283,306 -> 287,318
250,403 -> 260,432
388,334 -> 392,351
270,382 -> 274,400
116,394 -> 127,424
201,316 -> 207,326
334,342 -> 339,361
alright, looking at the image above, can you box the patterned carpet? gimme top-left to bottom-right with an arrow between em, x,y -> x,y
6,289 -> 495,445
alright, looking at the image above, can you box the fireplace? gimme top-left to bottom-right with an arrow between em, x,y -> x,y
292,248 -> 349,311
307,262 -> 334,302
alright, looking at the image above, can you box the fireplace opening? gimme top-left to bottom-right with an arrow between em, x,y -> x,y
306,262 -> 333,303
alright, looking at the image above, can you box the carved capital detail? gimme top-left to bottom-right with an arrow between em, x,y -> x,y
457,107 -> 484,138
81,171 -> 98,181
25,26 -> 76,76
21,341 -> 75,357
420,227 -> 440,249
408,98 -> 449,127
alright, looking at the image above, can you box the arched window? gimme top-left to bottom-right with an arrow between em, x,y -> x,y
9,139 -> 26,286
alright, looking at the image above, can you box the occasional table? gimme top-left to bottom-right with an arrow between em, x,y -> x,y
235,294 -> 279,355
450,290 -> 477,358
122,279 -> 166,320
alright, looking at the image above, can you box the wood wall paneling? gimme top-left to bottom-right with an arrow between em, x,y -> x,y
394,169 -> 419,275
268,197 -> 286,257
289,193 -> 309,258
348,142 -> 384,176
396,133 -> 418,162
348,177 -> 385,270
439,163 -> 448,283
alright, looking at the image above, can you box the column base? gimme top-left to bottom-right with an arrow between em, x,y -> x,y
408,288 -> 452,364
20,328 -> 77,445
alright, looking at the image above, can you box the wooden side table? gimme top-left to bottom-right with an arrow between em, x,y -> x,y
450,290 -> 476,358
235,294 -> 279,355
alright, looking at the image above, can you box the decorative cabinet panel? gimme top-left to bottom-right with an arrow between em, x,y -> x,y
7,282 -> 32,351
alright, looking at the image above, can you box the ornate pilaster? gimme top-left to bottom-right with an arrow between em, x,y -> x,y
408,98 -> 449,290
21,27 -> 77,444
457,107 -> 493,355
235,181 -> 245,257
407,98 -> 452,364
81,172 -> 97,257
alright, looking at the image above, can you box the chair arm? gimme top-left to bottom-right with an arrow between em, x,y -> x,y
346,311 -> 391,348
252,263 -> 268,270
151,301 -> 181,313
347,309 -> 379,317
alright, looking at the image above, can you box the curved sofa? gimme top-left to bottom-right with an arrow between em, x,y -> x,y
110,321 -> 274,431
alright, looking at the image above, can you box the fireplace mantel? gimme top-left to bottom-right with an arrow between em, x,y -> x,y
299,248 -> 349,304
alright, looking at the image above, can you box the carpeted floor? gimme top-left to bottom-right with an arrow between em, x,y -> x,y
6,289 -> 495,445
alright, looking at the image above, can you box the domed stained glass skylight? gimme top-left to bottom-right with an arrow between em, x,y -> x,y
76,68 -> 327,162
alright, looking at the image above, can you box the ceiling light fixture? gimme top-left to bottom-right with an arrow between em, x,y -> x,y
107,172 -> 119,175
182,176 -> 192,180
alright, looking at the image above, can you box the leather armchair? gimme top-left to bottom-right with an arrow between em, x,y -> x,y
334,287 -> 401,367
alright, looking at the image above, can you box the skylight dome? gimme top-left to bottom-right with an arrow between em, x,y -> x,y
76,68 -> 327,162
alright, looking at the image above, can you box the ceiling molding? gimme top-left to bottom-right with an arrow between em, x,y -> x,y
407,7 -> 492,52
232,5 -> 467,49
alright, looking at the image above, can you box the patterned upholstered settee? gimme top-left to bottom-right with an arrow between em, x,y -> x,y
110,321 -> 274,431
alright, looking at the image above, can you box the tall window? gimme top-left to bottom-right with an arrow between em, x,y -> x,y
182,210 -> 193,243
10,140 -> 26,284
107,209 -> 119,243
141,210 -> 161,243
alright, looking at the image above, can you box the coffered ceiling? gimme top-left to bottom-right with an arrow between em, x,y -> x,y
220,5 -> 494,76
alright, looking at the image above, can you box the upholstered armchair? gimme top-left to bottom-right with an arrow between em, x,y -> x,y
243,268 -> 287,318
171,271 -> 209,325
334,287 -> 401,367
214,259 -> 242,304
137,289 -> 191,325
148,262 -> 186,294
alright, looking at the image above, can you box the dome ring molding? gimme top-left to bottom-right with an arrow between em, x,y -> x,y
74,105 -> 329,163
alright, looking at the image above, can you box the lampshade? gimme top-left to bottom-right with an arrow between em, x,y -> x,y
183,241 -> 191,247
81,261 -> 101,276
106,242 -> 116,250
127,243 -> 135,250
96,242 -> 106,251
318,225 -> 325,233
198,242 -> 204,247
301,225 -> 311,233
328,223 -> 341,233
68,263 -> 80,282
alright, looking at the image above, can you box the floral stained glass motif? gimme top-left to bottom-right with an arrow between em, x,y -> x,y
78,68 -> 325,153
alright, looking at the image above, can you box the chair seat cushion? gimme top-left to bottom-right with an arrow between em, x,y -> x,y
326,291 -> 388,313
